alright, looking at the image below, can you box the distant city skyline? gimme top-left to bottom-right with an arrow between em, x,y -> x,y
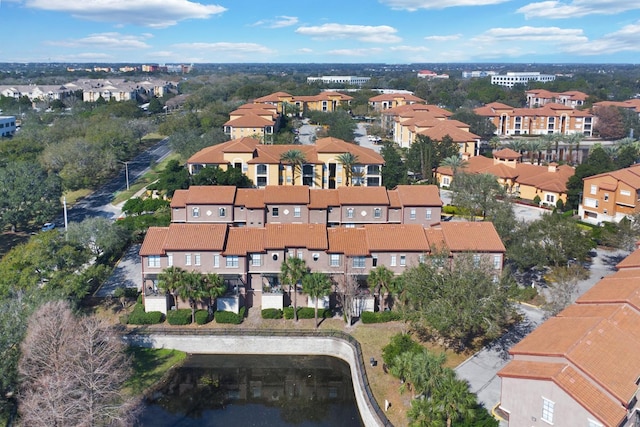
1,0 -> 639,64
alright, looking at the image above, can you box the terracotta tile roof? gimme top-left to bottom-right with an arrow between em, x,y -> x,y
424,228 -> 447,253
616,247 -> 640,269
264,224 -> 328,250
439,222 -> 506,252
264,185 -> 310,204
309,189 -> 339,209
387,190 -> 402,208
498,360 -> 566,381
338,186 -> 389,205
223,113 -> 274,127
187,137 -> 259,165
223,227 -> 265,255
327,227 -> 369,256
369,93 -> 425,103
557,303 -> 621,319
249,144 -> 320,164
417,121 -> 480,142
493,148 -> 521,159
229,107 -> 277,120
510,316 -> 602,357
253,91 -> 293,103
315,137 -> 385,165
163,223 -> 228,251
184,185 -> 236,204
235,188 -> 265,209
170,189 -> 188,208
395,185 -> 442,206
139,227 -> 169,255
576,273 -> 640,311
364,224 -> 430,252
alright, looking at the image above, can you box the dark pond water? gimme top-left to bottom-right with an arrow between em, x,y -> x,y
137,354 -> 364,427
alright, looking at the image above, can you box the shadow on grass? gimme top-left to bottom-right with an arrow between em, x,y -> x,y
125,347 -> 186,396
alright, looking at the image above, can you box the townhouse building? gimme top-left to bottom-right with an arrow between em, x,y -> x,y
526,89 -> 588,109
579,164 -> 640,225
497,248 -> 640,427
436,148 -> 575,206
368,93 -> 425,112
474,102 -> 595,137
0,116 -> 17,137
379,103 -> 451,134
253,91 -> 353,116
187,136 -> 384,189
0,84 -> 73,102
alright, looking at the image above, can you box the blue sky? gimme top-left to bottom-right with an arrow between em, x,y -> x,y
1,0 -> 639,63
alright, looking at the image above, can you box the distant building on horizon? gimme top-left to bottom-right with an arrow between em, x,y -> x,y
307,76 -> 371,86
491,72 -> 556,88
462,70 -> 498,79
0,116 -> 17,138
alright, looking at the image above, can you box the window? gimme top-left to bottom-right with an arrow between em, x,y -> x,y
294,207 -> 301,218
226,256 -> 239,268
400,255 -> 406,266
426,209 -> 432,220
346,208 -> 354,218
252,254 -> 261,267
410,209 -> 416,220
603,193 -> 609,201
330,254 -> 340,267
374,208 -> 382,218
167,254 -> 173,267
194,254 -> 201,266
473,254 -> 480,266
352,256 -> 366,268
621,189 -> 631,196
214,255 -> 220,268
313,253 -> 319,261
541,398 -> 554,424
372,255 -> 378,267
494,255 -> 502,269
443,176 -> 450,186
297,250 -> 303,259
545,194 -> 555,203
148,255 -> 160,268
590,184 -> 597,195
272,207 -> 279,217
185,254 -> 192,266
219,207 -> 226,217
257,164 -> 267,174
192,207 -> 200,218
390,255 -> 397,267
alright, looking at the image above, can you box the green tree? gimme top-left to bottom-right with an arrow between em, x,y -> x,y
380,143 -> 407,189
450,108 -> 496,140
450,172 -> 505,220
367,265 -> 394,311
148,159 -> 190,197
148,97 -> 164,114
158,266 -> 187,310
280,256 -> 308,322
191,166 -> 253,187
65,217 -> 131,261
0,162 -> 62,232
336,152 -> 359,186
202,273 -> 227,312
302,272 -> 332,328
280,149 -> 307,186
406,135 -> 458,184
179,270 -> 208,323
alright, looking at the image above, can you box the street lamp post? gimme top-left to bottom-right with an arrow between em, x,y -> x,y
119,161 -> 130,190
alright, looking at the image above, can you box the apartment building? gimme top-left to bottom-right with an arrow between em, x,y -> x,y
497,248 -> 640,427
579,164 -> 640,225
379,103 -> 451,134
0,116 -> 17,137
306,76 -> 370,86
436,148 -> 575,206
474,102 -> 595,137
490,72 -> 556,88
187,136 -> 384,189
368,93 -> 425,112
526,89 -> 588,109
223,104 -> 279,141
253,91 -> 353,115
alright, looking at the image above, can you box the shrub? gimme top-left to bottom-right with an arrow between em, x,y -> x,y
167,309 -> 192,325
261,308 -> 283,319
361,310 -> 402,324
283,307 -> 329,320
382,333 -> 422,368
195,309 -> 211,325
215,307 -> 245,324
127,303 -> 164,325
442,205 -> 457,215
533,195 -> 541,205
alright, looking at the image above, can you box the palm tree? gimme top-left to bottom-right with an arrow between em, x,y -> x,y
524,138 -> 544,165
367,265 -> 394,311
157,266 -> 186,310
302,272 -> 332,328
439,155 -> 468,177
180,270 -> 206,323
336,152 -> 359,186
280,149 -> 307,185
435,369 -> 477,427
203,273 -> 227,313
564,133 -> 583,164
505,139 -> 525,156
488,136 -> 502,153
280,256 -> 308,322
541,133 -> 560,161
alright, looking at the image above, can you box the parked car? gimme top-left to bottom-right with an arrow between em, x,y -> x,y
41,222 -> 56,232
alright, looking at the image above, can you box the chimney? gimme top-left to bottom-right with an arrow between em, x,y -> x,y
548,162 -> 557,173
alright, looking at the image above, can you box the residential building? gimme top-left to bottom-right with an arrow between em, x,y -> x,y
368,93 -> 425,112
187,136 -> 384,189
223,104 -> 279,141
253,91 -> 353,116
461,70 -> 498,79
0,116 -> 17,137
490,72 -> 556,88
578,164 -> 640,225
139,221 -> 505,313
436,148 -> 575,206
169,184 -> 443,228
0,84 -> 72,102
379,103 -> 451,134
526,89 -> 588,109
474,102 -> 595,137
497,248 -> 640,427
593,99 -> 640,118
416,70 -> 449,79
306,76 -> 371,86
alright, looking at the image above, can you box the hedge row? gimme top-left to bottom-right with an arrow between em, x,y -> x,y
261,308 -> 283,319
215,307 -> 246,324
127,303 -> 164,325
195,309 -> 212,325
283,307 -> 330,320
361,310 -> 402,324
167,309 -> 192,325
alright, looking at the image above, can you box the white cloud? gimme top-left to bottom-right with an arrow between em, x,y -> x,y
517,0 -> 639,19
52,52 -> 114,61
380,0 -> 510,11
562,21 -> 640,55
389,45 -> 430,52
424,34 -> 462,41
328,48 -> 384,56
297,48 -> 313,53
472,26 -> 587,44
172,42 -> 275,55
22,0 -> 226,28
252,15 -> 299,28
47,33 -> 152,49
296,23 -> 401,43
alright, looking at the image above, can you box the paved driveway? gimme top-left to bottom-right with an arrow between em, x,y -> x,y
94,243 -> 142,297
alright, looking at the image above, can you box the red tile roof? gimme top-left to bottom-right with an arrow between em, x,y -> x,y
338,186 -> 389,205
264,224 -> 328,250
264,185 -> 310,204
439,222 -> 506,252
187,137 -> 260,165
309,189 -> 339,209
364,224 -> 429,252
139,227 -> 169,255
235,188 -> 265,209
395,185 -> 442,207
223,227 -> 265,255
327,227 -> 369,256
163,223 -> 228,251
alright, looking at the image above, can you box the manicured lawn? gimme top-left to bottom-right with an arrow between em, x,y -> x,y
124,347 -> 187,397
